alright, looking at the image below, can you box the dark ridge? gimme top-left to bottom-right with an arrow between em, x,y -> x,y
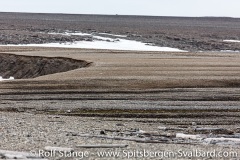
0,53 -> 91,79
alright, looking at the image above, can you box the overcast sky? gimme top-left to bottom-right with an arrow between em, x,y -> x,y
0,0 -> 239,17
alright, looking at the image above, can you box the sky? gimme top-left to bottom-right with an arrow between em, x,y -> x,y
0,0 -> 239,17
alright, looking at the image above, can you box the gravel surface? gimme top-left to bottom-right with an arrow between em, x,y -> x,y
0,12 -> 240,159
1,12 -> 240,51
0,48 -> 239,160
1,112 -> 240,160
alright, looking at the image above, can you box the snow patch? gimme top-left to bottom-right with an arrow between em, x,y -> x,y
3,39 -> 185,52
223,40 -> 240,43
98,33 -> 127,38
0,31 -> 186,52
48,32 -> 92,36
0,76 -> 14,81
93,36 -> 117,42
220,50 -> 240,53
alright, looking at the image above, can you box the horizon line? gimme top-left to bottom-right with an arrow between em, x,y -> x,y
0,11 -> 239,19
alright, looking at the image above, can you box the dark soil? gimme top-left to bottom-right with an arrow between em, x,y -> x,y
0,53 -> 91,79
0,12 -> 240,51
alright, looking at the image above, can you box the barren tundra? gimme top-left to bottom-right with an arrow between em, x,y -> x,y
0,13 -> 240,160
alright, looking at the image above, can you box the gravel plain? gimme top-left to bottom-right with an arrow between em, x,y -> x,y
1,112 -> 240,160
0,47 -> 240,159
0,13 -> 240,160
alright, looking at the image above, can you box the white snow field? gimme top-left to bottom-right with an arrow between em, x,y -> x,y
0,32 -> 186,52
